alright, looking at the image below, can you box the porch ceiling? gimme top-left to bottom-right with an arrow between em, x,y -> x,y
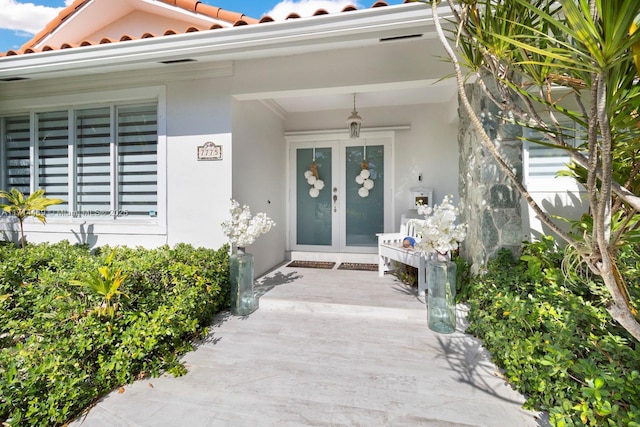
263,81 -> 457,113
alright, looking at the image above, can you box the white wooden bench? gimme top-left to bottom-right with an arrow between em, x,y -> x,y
377,216 -> 427,295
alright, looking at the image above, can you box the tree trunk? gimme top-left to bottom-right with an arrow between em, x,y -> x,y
19,220 -> 25,250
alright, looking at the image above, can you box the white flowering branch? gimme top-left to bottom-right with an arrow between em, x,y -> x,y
413,195 -> 467,257
221,199 -> 275,248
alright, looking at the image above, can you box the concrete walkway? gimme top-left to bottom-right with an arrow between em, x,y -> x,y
70,263 -> 549,426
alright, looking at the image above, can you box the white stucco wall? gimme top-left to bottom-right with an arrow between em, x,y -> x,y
165,78 -> 233,248
231,99 -> 287,276
0,76 -> 237,251
0,28 -> 459,265
522,182 -> 589,243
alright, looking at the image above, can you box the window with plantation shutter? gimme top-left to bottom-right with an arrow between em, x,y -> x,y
117,105 -> 157,217
37,111 -> 69,211
1,100 -> 159,221
76,108 -> 111,213
524,124 -> 583,183
3,115 -> 30,195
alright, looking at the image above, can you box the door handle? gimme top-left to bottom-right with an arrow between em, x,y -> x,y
333,194 -> 337,212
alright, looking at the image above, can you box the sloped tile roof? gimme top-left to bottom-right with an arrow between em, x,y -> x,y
1,0 -> 408,58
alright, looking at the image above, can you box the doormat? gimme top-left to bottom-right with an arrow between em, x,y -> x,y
286,260 -> 336,269
337,262 -> 378,272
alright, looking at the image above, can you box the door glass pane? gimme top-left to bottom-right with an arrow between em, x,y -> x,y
345,144 -> 384,246
296,147 -> 332,246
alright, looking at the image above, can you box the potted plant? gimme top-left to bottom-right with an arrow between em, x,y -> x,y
221,199 -> 275,315
412,195 -> 466,333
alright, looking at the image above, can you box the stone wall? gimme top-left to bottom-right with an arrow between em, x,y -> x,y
458,80 -> 523,274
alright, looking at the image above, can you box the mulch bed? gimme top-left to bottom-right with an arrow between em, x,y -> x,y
286,260 -> 336,269
337,262 -> 378,271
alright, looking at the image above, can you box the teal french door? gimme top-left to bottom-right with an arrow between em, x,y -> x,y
289,136 -> 391,253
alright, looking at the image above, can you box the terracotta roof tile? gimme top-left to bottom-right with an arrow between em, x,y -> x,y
26,0 -> 90,53
172,0 -> 199,12
0,0 -> 411,58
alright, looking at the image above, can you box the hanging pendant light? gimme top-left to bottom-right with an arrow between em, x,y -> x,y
346,93 -> 362,139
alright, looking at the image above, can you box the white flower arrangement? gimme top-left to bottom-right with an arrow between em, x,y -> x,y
221,199 -> 275,248
413,195 -> 466,257
355,161 -> 374,197
305,162 -> 324,198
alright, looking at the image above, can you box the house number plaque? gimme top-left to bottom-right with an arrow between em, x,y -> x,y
197,141 -> 223,161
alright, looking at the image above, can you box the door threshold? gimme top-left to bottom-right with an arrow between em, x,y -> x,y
287,251 -> 378,264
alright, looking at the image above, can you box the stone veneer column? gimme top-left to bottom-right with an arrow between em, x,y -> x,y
458,79 -> 523,274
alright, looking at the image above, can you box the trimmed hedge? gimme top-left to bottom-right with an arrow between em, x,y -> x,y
465,238 -> 640,426
0,241 -> 229,426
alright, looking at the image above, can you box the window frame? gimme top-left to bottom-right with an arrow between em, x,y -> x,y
0,86 -> 167,235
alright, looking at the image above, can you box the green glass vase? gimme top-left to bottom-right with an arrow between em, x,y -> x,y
426,258 -> 456,334
229,248 -> 258,316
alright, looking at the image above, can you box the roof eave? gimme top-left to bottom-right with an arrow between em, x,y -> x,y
0,3 -> 453,82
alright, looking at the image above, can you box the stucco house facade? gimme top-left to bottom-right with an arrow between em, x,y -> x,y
0,0 -> 583,275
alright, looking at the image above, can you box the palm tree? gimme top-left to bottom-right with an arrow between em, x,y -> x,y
0,188 -> 63,249
426,0 -> 640,341
70,248 -> 127,318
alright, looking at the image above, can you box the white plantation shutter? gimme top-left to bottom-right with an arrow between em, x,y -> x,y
117,105 -> 158,217
526,139 -> 570,178
524,125 -> 583,181
37,111 -> 69,210
3,116 -> 31,195
76,108 -> 111,212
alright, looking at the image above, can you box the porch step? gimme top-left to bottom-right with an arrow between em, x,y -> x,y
259,296 -> 428,321
256,265 -> 427,321
256,264 -> 470,329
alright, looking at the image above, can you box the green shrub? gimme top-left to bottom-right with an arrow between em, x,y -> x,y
0,241 -> 229,426
453,254 -> 471,302
464,239 -> 640,426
